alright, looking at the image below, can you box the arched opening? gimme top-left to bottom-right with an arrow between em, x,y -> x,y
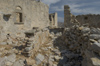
16,6 -> 22,10
14,6 -> 23,24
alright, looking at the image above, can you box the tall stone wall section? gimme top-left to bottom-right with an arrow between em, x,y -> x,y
49,12 -> 58,28
64,5 -> 71,27
76,14 -> 100,28
0,0 -> 49,42
64,5 -> 77,27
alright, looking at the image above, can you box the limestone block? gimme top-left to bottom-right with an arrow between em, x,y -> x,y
35,53 -> 44,65
13,59 -> 24,66
0,54 -> 16,66
90,34 -> 100,40
90,28 -> 100,34
91,58 -> 100,66
81,27 -> 90,33
24,47 -> 32,52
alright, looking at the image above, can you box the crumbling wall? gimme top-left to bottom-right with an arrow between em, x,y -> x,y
49,12 -> 58,28
30,29 -> 50,52
0,28 -> 51,66
0,0 -> 49,42
64,5 -> 100,28
64,5 -> 71,27
64,5 -> 79,28
76,14 -> 100,28
62,25 -> 100,66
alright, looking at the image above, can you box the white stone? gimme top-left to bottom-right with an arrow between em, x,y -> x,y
35,54 -> 44,65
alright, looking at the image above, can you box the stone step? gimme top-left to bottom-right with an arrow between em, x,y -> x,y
26,45 -> 33,47
22,52 -> 32,57
24,47 -> 32,52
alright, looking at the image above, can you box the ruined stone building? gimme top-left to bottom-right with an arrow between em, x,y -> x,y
64,5 -> 71,27
0,0 -> 58,41
0,2 -> 100,66
76,14 -> 100,28
49,12 -> 58,28
64,5 -> 100,28
64,5 -> 77,27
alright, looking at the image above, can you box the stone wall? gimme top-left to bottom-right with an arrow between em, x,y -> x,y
49,12 -> 58,28
76,14 -> 100,28
0,0 -> 49,41
64,5 -> 71,27
64,5 -> 100,28
62,25 -> 100,66
64,5 -> 78,27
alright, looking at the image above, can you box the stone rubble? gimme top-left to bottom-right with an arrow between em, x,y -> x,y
0,25 -> 100,66
62,25 -> 100,66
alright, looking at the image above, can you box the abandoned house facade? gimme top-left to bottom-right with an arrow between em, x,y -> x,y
0,0 -> 58,42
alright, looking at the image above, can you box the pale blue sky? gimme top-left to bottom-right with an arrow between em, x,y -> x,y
42,0 -> 100,22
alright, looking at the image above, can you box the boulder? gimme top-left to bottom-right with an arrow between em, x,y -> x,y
0,54 -> 16,66
91,58 -> 100,66
6,53 -> 16,63
35,54 -> 44,65
25,47 -> 32,52
90,42 -> 100,52
90,34 -> 100,40
90,28 -> 100,34
54,56 -> 61,61
13,59 -> 24,66
81,27 -> 90,33
98,39 -> 100,43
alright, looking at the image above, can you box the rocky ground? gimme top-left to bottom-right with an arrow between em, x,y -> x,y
0,25 -> 100,66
